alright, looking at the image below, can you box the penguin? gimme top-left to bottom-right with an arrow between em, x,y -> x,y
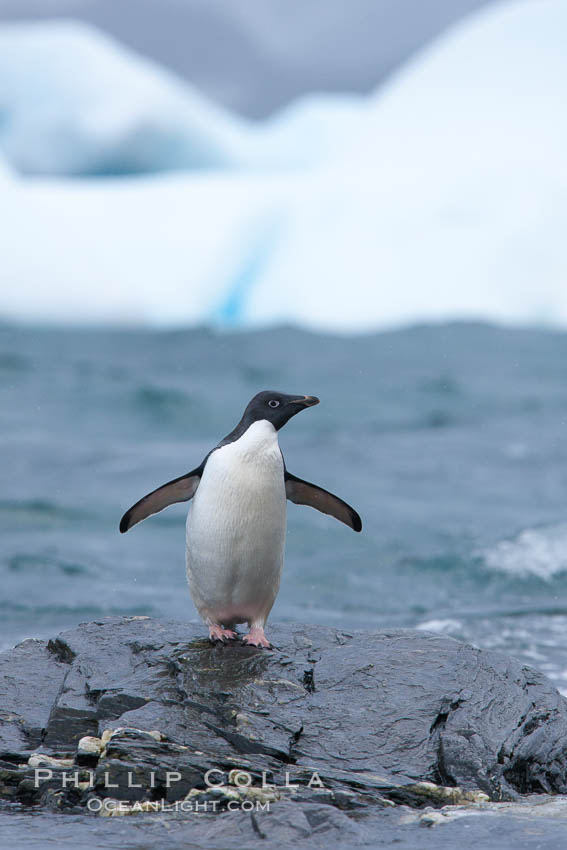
120,391 -> 362,648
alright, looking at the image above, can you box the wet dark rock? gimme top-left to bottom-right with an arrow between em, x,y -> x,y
2,616 -> 567,844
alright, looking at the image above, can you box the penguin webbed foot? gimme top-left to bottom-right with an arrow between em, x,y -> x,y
241,626 -> 272,649
208,625 -> 239,644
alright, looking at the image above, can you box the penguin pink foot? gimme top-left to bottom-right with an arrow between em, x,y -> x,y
242,626 -> 272,648
209,624 -> 238,644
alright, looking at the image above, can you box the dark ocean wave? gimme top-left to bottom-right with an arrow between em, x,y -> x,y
0,500 -> 91,524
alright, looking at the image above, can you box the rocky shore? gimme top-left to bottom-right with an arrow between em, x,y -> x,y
2,616 -> 567,846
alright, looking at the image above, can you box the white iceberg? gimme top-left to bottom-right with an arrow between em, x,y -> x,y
0,153 -> 14,183
0,20 -> 250,176
0,0 -> 566,330
0,20 -> 360,175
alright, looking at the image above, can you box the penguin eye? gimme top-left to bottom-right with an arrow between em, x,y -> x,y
268,399 -> 280,408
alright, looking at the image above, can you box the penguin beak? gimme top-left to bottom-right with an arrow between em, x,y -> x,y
290,395 -> 320,408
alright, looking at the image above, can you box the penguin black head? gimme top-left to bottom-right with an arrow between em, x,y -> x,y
241,390 -> 319,432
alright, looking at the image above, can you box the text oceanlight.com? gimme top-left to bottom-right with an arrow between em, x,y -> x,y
87,798 -> 269,813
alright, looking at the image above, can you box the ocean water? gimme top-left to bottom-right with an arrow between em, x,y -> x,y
2,321 -> 567,693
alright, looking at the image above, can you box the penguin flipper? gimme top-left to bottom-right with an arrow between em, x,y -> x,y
120,467 -> 202,533
284,471 -> 362,532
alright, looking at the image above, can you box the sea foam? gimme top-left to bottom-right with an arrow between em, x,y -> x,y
482,525 -> 567,581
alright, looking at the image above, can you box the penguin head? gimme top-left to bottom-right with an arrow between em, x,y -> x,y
243,390 -> 319,431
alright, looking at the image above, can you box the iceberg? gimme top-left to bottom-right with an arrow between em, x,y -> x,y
0,20 -> 361,175
0,0 -> 566,330
0,20 -> 251,176
0,154 -> 14,183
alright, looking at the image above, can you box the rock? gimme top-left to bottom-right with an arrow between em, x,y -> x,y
76,735 -> 104,767
2,615 -> 567,839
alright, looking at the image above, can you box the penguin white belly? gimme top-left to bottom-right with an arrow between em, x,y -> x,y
185,420 -> 286,628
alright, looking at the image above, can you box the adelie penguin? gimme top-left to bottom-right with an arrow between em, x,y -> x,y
120,391 -> 362,648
